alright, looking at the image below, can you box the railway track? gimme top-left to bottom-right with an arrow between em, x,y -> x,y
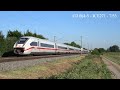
102,56 -> 120,79
0,54 -> 83,71
0,54 -> 81,63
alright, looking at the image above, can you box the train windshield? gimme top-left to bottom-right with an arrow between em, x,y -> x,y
17,38 -> 29,44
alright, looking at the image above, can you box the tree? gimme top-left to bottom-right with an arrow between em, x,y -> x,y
36,34 -> 46,39
91,48 -> 100,55
64,43 -> 71,45
24,30 -> 46,39
98,48 -> 106,53
5,30 -> 22,53
7,30 -> 23,39
0,31 -> 6,56
107,45 -> 119,52
24,30 -> 33,36
64,41 -> 81,48
5,37 -> 18,51
0,31 -> 4,40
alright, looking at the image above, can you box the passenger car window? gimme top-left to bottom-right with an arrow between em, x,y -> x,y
58,46 -> 67,49
69,48 -> 74,50
41,43 -> 54,48
30,42 -> 37,46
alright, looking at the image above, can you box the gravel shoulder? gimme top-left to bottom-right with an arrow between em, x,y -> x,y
0,55 -> 81,71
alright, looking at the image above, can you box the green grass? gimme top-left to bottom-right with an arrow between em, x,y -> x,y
46,55 -> 112,79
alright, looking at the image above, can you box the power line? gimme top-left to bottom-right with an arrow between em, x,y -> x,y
81,36 -> 82,48
54,36 -> 56,43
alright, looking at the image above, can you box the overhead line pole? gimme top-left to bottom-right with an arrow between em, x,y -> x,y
81,36 -> 82,55
87,43 -> 89,51
54,36 -> 57,54
81,36 -> 82,48
54,36 -> 56,43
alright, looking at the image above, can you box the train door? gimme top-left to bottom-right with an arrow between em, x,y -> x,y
35,40 -> 38,53
30,40 -> 38,54
38,41 -> 44,54
37,41 -> 40,53
55,43 -> 57,54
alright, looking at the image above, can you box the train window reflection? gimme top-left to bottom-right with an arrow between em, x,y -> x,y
17,38 -> 29,44
30,42 -> 37,46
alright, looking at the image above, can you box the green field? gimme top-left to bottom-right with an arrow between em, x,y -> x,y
47,55 -> 112,79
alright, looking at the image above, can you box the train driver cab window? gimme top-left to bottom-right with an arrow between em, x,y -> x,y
30,42 -> 37,46
17,38 -> 28,44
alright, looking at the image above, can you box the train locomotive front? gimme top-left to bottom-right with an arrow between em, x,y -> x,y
13,37 -> 32,55
13,36 -> 56,55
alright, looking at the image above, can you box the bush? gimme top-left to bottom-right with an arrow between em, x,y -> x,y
2,50 -> 16,57
91,49 -> 100,55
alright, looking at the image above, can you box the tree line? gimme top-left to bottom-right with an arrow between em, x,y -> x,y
91,45 -> 120,55
64,41 -> 81,48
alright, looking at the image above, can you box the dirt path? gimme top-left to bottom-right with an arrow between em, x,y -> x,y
101,56 -> 120,79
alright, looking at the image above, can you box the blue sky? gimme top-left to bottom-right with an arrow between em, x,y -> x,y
0,11 -> 120,49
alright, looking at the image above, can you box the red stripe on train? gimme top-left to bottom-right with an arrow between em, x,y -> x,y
24,47 -> 58,51
24,47 -> 78,52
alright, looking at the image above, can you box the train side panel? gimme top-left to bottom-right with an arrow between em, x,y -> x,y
13,36 -> 88,55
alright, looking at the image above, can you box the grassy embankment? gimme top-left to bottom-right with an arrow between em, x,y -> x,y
0,54 -> 112,79
47,55 -> 112,79
0,55 -> 84,79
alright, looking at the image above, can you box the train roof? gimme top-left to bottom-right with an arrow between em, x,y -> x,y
56,43 -> 68,47
20,36 -> 46,40
20,36 -> 55,44
68,45 -> 80,49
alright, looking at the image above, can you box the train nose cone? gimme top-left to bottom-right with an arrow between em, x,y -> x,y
14,48 -> 24,55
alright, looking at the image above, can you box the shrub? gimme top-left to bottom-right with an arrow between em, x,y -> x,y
91,49 -> 100,55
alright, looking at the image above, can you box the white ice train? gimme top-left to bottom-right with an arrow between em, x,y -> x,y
13,36 -> 87,55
